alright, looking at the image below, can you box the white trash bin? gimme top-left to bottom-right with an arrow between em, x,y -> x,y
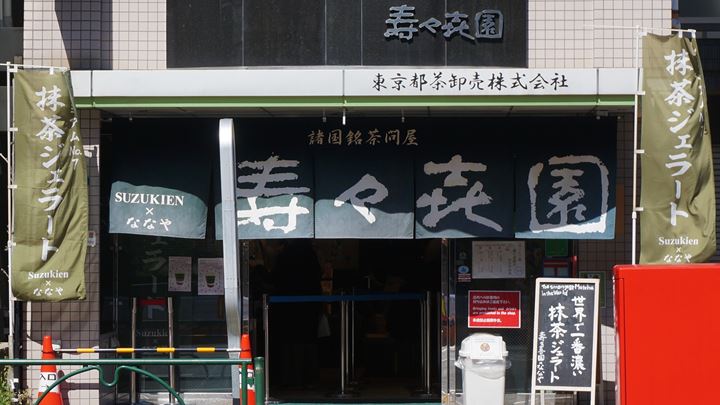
455,333 -> 509,405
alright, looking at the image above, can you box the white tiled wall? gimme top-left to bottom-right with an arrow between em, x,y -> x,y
23,0 -> 165,70
112,0 -> 166,69
577,114 -> 635,405
529,0 -> 672,68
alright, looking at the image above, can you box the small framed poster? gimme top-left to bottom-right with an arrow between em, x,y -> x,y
471,241 -> 525,279
198,258 -> 224,296
168,256 -> 192,292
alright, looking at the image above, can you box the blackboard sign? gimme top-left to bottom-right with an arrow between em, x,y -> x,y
531,278 -> 599,396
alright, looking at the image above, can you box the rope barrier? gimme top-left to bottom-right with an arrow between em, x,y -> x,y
267,292 -> 425,304
56,347 -> 242,354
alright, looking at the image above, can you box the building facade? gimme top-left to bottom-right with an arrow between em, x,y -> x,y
5,0 -> 719,405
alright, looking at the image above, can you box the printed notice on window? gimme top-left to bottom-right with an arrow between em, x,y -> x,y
469,290 -> 521,328
198,258 -> 224,296
472,241 -> 525,278
168,256 -> 192,293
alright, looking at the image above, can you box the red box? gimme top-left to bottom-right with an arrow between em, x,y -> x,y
614,264 -> 720,405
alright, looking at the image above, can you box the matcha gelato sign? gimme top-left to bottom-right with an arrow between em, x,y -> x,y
12,70 -> 88,301
640,34 -> 715,263
109,120 -> 212,239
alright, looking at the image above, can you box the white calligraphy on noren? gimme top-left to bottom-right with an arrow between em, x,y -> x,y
335,174 -> 389,224
417,154 -> 502,231
527,155 -> 610,235
236,155 -> 311,234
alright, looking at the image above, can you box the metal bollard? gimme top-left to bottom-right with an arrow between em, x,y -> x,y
254,357 -> 265,405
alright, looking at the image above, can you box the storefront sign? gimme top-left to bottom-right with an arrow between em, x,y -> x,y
12,70 -> 88,301
221,123 -> 314,239
468,290 -> 521,328
167,0 -> 527,68
471,241 -> 525,279
109,120 -> 212,239
346,69 -> 595,96
415,132 -> 514,238
384,6 -> 503,41
209,118 -> 616,240
515,118 -> 617,239
315,151 -> 414,238
307,127 -> 420,147
640,34 -> 716,263
531,278 -> 599,393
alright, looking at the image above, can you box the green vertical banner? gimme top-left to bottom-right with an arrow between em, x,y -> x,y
12,70 -> 88,301
640,34 -> 715,263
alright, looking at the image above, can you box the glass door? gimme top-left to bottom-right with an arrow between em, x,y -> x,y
442,239 -> 547,405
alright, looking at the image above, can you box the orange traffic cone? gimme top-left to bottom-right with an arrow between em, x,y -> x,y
239,333 -> 255,405
37,335 -> 63,405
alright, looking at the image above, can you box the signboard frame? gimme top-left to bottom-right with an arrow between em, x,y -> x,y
530,277 -> 600,405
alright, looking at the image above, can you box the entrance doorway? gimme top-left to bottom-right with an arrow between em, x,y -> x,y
253,239 -> 441,402
106,235 -> 442,403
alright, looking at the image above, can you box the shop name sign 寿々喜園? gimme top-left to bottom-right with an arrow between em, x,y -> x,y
213,118 -> 617,241
166,0 -> 526,67
384,5 -> 503,41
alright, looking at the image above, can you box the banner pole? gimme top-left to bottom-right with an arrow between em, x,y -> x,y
631,25 -> 641,265
5,62 -> 15,384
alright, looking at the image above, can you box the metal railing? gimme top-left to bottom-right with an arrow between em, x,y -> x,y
0,356 -> 265,405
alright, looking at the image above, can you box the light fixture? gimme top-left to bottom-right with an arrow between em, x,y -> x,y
342,109 -> 346,126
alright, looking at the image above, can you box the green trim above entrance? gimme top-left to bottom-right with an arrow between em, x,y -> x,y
73,95 -> 635,110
